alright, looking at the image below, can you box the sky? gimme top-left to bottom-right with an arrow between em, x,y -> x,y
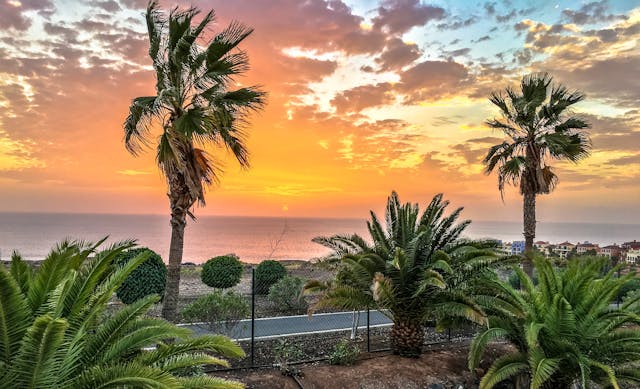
0,0 -> 638,223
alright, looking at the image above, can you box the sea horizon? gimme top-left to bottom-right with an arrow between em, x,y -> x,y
1,212 -> 638,263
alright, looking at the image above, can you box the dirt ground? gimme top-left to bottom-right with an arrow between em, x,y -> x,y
218,342 -> 511,389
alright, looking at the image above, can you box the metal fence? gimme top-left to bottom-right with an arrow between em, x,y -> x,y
175,264 -> 478,370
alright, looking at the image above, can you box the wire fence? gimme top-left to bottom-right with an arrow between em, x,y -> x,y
171,265 -> 479,370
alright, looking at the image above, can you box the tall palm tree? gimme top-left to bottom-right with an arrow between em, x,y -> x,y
483,73 -> 591,276
124,1 -> 266,321
470,258 -> 640,389
306,192 -> 503,357
0,239 -> 244,388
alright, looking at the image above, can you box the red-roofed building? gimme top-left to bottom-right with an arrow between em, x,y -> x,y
553,242 -> 575,259
576,242 -> 600,255
600,245 -> 622,259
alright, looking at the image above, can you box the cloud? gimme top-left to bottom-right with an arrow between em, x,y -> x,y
331,83 -> 394,114
397,60 -> 470,103
372,0 -> 445,34
562,0 -> 626,25
0,0 -> 54,30
375,38 -> 421,71
117,169 -> 151,176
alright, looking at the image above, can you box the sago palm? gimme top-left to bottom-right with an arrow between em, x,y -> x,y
123,1 -> 266,321
483,73 -> 591,275
307,192 -> 502,357
470,257 -> 640,389
0,239 -> 245,389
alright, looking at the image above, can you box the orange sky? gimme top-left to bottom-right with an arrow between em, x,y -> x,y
0,0 -> 639,223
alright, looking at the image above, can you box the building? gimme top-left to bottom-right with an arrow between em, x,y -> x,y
626,249 -> 640,265
553,242 -> 575,259
599,245 -> 622,259
534,241 -> 550,257
510,241 -> 526,255
622,240 -> 640,250
576,242 -> 600,255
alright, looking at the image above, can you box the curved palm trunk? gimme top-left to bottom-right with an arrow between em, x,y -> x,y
162,205 -> 187,322
522,191 -> 536,277
390,318 -> 424,357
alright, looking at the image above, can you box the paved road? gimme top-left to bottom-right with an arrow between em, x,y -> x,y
179,310 -> 392,340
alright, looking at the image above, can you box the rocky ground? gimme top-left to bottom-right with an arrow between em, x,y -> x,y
217,341 -> 513,389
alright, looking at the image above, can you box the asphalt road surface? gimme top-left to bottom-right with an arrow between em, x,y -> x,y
179,310 -> 392,340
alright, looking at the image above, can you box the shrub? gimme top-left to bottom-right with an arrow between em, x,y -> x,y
116,247 -> 167,304
181,290 -> 250,336
268,276 -> 308,314
329,339 -> 360,365
201,254 -> 243,289
255,260 -> 287,294
274,339 -> 304,375
1,240 -> 243,388
617,277 -> 640,302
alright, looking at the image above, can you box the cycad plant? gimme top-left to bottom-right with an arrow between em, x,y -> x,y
0,239 -> 244,388
470,257 -> 640,389
124,1 -> 266,322
483,73 -> 591,275
307,192 -> 502,357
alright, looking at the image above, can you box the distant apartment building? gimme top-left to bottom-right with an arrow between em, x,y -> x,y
626,249 -> 640,264
553,242 -> 575,259
534,241 -> 550,257
510,241 -> 526,255
599,244 -> 622,259
622,240 -> 640,250
576,242 -> 600,255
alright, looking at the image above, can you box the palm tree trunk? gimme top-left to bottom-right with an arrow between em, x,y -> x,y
522,191 -> 536,277
161,202 -> 187,322
390,318 -> 424,357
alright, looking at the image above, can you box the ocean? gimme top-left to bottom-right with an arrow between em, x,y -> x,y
1,212 -> 638,263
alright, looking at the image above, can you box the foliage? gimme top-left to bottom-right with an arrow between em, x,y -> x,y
0,239 -> 244,388
273,339 -> 303,375
470,258 -> 640,389
328,339 -> 360,366
268,276 -> 308,314
483,73 -> 592,198
124,0 -> 266,321
115,247 -> 167,304
482,73 -> 591,274
181,290 -> 249,337
255,260 -> 287,295
201,254 -> 243,289
617,277 -> 640,302
306,191 -> 504,357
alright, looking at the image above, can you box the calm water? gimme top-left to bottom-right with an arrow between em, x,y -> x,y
1,213 -> 638,263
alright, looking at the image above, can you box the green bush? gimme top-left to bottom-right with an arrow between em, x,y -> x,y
201,254 -> 243,289
617,277 -> 640,301
274,339 -> 304,374
255,260 -> 287,294
181,290 -> 250,336
268,276 -> 308,314
116,247 -> 167,304
329,339 -> 360,365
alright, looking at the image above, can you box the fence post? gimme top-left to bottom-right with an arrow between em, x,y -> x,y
250,267 -> 255,367
447,327 -> 451,342
366,308 -> 370,353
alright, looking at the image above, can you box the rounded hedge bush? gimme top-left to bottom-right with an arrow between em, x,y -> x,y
116,247 -> 167,304
255,260 -> 287,294
201,254 -> 243,289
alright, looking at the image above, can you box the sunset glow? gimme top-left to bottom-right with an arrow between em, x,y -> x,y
0,0 -> 638,223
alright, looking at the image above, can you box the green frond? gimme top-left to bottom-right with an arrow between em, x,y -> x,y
0,268 -> 31,365
480,352 -> 529,389
178,375 -> 245,389
469,327 -> 509,369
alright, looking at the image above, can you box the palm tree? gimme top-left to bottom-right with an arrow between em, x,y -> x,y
0,239 -> 244,388
483,73 -> 591,276
306,192 -> 503,357
469,258 -> 640,389
123,1 -> 266,321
